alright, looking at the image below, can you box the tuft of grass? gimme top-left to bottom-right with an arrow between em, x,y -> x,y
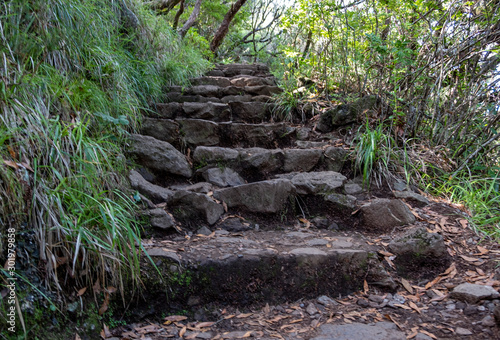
424,170 -> 500,239
0,0 -> 210,314
352,122 -> 400,188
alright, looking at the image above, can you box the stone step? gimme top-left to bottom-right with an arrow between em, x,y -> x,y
193,146 -> 348,175
207,63 -> 272,77
151,101 -> 276,123
141,118 -> 296,148
140,228 -> 397,310
190,75 -> 277,87
166,84 -> 282,99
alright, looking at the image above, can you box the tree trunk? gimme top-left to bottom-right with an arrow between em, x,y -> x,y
302,30 -> 313,59
210,0 -> 248,53
172,0 -> 185,30
150,0 -> 182,14
179,0 -> 203,39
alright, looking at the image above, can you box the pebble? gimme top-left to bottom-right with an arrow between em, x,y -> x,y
481,315 -> 496,327
392,294 -> 405,304
478,305 -> 486,312
317,295 -> 338,307
415,333 -> 433,340
306,302 -> 318,315
455,327 -> 473,335
357,299 -> 370,308
368,295 -> 385,303
456,301 -> 466,309
463,305 -> 477,316
197,226 -> 212,236
445,304 -> 456,311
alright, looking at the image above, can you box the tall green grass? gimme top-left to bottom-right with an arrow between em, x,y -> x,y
0,0 -> 210,303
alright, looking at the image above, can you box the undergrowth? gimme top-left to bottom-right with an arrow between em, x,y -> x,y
0,0 -> 210,337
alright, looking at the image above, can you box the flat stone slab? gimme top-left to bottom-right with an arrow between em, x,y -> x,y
141,228 -> 395,307
213,179 -> 295,213
450,283 -> 499,303
312,322 -> 406,340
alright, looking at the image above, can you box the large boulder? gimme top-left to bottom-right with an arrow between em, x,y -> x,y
141,118 -> 179,144
202,167 -> 245,187
213,179 -> 295,213
361,198 -> 415,230
388,226 -> 446,258
128,134 -> 192,178
325,193 -> 357,210
323,147 -> 348,172
190,76 -> 232,87
317,96 -> 381,132
193,146 -> 239,164
148,208 -> 175,230
224,123 -> 286,147
128,170 -> 173,202
170,190 -> 224,225
153,102 -> 183,119
283,149 -> 322,172
182,102 -> 231,122
229,102 -> 269,122
177,119 -> 219,146
239,147 -> 284,173
290,171 -> 346,195
230,75 -> 275,87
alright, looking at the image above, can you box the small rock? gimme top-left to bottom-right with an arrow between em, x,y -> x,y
478,305 -> 486,312
368,295 -> 385,304
361,198 -> 415,230
494,305 -> 500,324
202,167 -> 245,187
456,301 -> 466,309
312,217 -> 330,228
317,295 -> 338,307
463,305 -> 477,316
393,190 -> 429,205
149,208 -> 175,230
455,327 -> 473,336
306,303 -> 318,315
392,294 -> 406,304
446,304 -> 456,311
197,226 -> 212,236
311,322 -> 405,340
415,333 -> 433,340
481,315 -> 496,327
196,332 -> 213,339
389,226 -> 447,258
344,183 -> 363,195
185,182 -> 213,194
450,283 -> 500,303
219,217 -> 251,232
393,180 -> 408,192
357,299 -> 370,308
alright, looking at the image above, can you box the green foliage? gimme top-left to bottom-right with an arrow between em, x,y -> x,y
0,0 -> 210,320
353,123 -> 399,187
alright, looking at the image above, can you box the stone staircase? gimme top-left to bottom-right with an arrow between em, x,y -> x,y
124,64 -> 452,335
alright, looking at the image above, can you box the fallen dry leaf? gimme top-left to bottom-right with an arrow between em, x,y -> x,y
98,293 -> 109,316
401,278 -> 414,294
419,330 -> 438,339
384,314 -> 403,331
408,301 -> 422,314
77,287 -> 87,296
477,245 -> 489,255
179,326 -> 186,337
164,315 -> 188,323
236,312 -> 253,318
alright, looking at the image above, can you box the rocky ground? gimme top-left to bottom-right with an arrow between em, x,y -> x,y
103,64 -> 500,340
